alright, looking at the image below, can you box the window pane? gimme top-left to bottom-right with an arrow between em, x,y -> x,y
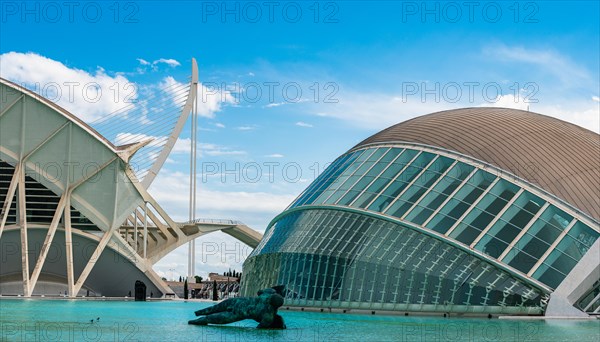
296,150 -> 364,206
312,149 -> 377,204
380,149 -> 419,179
404,162 -> 475,225
502,206 -> 573,273
367,152 -> 435,213
533,222 -> 599,288
336,149 -> 398,206
425,169 -> 495,234
449,179 -> 519,245
475,191 -> 545,258
385,156 -> 454,218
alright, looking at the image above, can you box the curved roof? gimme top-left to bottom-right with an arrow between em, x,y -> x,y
0,78 -> 145,231
0,78 -> 118,152
354,107 -> 600,222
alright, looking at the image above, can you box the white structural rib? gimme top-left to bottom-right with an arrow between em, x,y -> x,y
0,163 -> 20,238
141,58 -> 199,189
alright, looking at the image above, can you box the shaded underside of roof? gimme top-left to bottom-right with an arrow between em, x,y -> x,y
354,107 -> 600,222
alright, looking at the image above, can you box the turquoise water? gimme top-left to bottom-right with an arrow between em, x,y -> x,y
1,299 -> 598,341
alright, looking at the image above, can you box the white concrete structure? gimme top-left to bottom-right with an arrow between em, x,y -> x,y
0,61 -> 261,297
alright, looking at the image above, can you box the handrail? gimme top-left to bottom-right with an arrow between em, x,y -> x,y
181,218 -> 245,226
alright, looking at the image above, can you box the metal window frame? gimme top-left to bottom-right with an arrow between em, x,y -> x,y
363,151 -> 423,210
400,160 -> 459,221
498,202 -> 551,261
583,292 -> 600,312
381,155 -> 440,214
351,142 -> 599,231
527,218 -> 578,277
300,151 -> 366,207
445,177 -> 500,237
320,148 -> 381,204
471,188 -> 526,247
347,148 -> 407,207
292,150 -> 364,208
331,147 -> 392,206
421,167 -> 479,227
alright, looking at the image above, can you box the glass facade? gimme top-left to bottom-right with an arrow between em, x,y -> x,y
243,145 -> 599,314
243,209 -> 547,314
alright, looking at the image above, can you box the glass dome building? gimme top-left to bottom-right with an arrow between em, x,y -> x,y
241,108 -> 600,316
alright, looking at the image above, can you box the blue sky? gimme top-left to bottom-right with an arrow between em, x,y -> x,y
1,0 -> 598,279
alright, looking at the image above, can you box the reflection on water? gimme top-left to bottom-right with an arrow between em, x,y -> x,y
0,299 -> 598,341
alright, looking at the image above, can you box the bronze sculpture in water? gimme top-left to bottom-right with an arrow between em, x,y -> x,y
188,286 -> 286,329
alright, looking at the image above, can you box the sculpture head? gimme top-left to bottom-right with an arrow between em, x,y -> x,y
269,293 -> 284,308
257,285 -> 286,297
257,286 -> 285,309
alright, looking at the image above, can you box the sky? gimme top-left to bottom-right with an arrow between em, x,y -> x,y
1,0 -> 598,280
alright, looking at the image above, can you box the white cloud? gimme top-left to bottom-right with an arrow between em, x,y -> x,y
265,153 -> 284,158
159,76 -> 186,104
479,93 -> 530,111
148,165 -> 296,277
215,123 -> 226,128
322,90 -> 599,133
115,132 -> 160,146
154,234 -> 253,279
0,51 -> 137,122
137,58 -> 181,71
153,58 -> 181,67
314,91 -> 451,129
161,76 -> 235,119
478,92 -> 600,133
149,170 -> 294,216
307,81 -> 599,133
173,138 -> 192,153
593,96 -> 599,102
199,143 -> 246,156
295,121 -> 313,128
483,45 -> 590,86
265,102 -> 286,108
530,103 -> 600,134
145,137 -> 244,157
114,132 -> 193,154
236,125 -> 256,131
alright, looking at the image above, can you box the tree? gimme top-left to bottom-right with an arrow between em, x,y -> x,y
194,275 -> 203,283
183,279 -> 189,299
179,276 -> 182,282
212,280 -> 218,301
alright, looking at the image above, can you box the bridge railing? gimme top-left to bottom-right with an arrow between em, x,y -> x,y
182,218 -> 245,226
